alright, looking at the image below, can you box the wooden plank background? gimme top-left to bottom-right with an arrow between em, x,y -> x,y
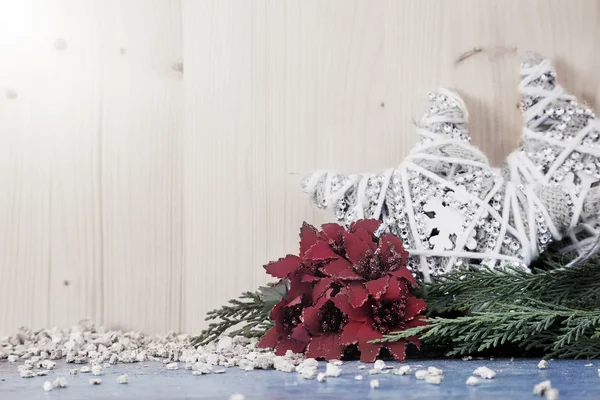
0,0 -> 599,335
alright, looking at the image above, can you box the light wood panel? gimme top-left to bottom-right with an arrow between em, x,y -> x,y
0,0 -> 103,333
1,0 -> 600,335
97,0 -> 183,333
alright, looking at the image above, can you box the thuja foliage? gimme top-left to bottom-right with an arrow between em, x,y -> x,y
190,282 -> 287,346
374,249 -> 600,359
193,247 -> 600,359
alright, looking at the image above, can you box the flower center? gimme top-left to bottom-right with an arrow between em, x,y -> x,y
280,305 -> 303,332
353,247 -> 403,280
319,301 -> 348,333
371,300 -> 407,334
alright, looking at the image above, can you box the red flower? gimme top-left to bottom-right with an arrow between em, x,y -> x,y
257,275 -> 312,355
333,273 -> 427,362
258,219 -> 427,362
301,290 -> 349,360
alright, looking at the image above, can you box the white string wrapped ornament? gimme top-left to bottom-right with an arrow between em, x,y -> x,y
302,53 -> 600,281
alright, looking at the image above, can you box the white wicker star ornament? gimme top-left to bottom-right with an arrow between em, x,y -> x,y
302,53 -> 600,281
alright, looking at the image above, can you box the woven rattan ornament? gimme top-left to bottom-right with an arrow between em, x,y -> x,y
302,53 -> 600,281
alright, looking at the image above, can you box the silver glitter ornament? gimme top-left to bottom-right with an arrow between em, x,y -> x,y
302,53 -> 600,281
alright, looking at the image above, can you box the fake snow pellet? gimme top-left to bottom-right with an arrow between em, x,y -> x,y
585,363 -> 593,367
91,365 -> 103,375
425,375 -> 443,385
53,376 -> 68,388
300,366 -> 317,379
330,360 -> 343,366
117,374 -> 129,384
230,395 -> 245,400
43,381 -> 53,391
192,362 -> 211,374
295,358 -> 318,374
428,366 -> 443,376
368,369 -> 380,375
355,375 -> 364,381
317,372 -> 327,382
546,388 -> 559,400
273,356 -> 295,373
325,363 -> 342,377
370,379 -> 379,389
358,365 -> 366,370
374,360 -> 386,370
415,370 -> 429,380
533,380 -> 552,396
80,366 -> 91,373
41,360 -> 56,370
473,366 -> 496,379
2,319 -> 285,380
89,378 -> 102,385
392,366 -> 412,375
214,369 -> 226,374
538,360 -> 548,369
19,370 -> 34,378
69,369 -> 78,375
36,370 -> 49,376
466,376 -> 480,386
166,362 -> 179,370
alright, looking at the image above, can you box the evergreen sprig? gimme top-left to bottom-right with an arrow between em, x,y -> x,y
422,258 -> 600,314
190,281 -> 288,347
373,251 -> 600,358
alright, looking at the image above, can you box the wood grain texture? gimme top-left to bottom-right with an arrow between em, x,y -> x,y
97,0 -> 183,334
1,0 -> 600,335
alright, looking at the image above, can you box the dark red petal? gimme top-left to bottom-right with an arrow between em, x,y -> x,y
257,327 -> 280,349
380,276 -> 408,303
347,282 -> 369,308
301,296 -> 328,335
357,324 -> 382,342
264,255 -> 302,279
306,333 -> 345,360
389,266 -> 417,286
304,241 -> 339,261
365,276 -> 390,300
380,234 -> 409,271
380,233 -> 405,257
299,222 -> 321,257
343,231 -> 373,264
287,274 -> 313,301
302,307 -> 321,335
407,336 -> 421,349
339,321 -> 364,345
322,258 -> 362,280
352,228 -> 377,251
275,336 -> 306,355
270,298 -> 286,321
333,293 -> 369,322
313,278 -> 333,300
401,316 -> 427,348
386,341 -> 407,362
350,219 -> 381,236
356,325 -> 383,362
320,223 -> 345,242
357,341 -> 382,363
404,296 -> 427,320
301,274 -> 320,283
290,325 -> 310,344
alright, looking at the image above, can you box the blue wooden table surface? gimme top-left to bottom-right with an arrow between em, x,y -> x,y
1,358 -> 600,399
